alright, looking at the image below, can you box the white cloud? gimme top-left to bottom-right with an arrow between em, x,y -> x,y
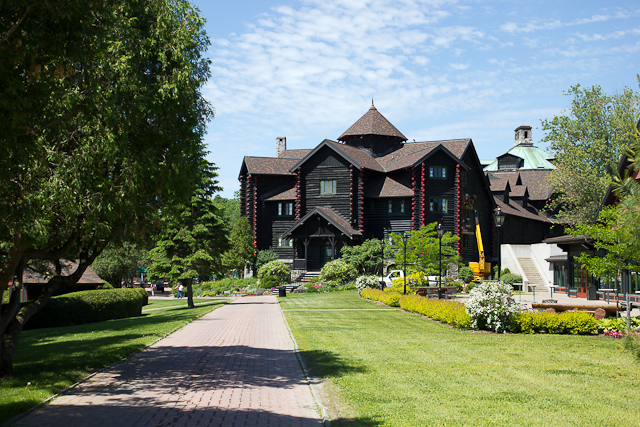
449,62 -> 470,70
198,0 -> 640,197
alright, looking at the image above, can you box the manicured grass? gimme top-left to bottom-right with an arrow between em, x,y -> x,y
280,290 -> 392,310
0,299 -> 228,425
284,292 -> 640,427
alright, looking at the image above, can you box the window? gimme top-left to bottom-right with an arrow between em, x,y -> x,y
278,202 -> 293,216
499,163 -> 517,170
277,233 -> 293,247
429,166 -> 446,179
388,199 -> 405,214
320,180 -> 337,194
429,198 -> 447,213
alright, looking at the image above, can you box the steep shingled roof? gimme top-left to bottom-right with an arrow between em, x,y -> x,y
282,206 -> 361,239
338,103 -> 407,141
242,156 -> 297,176
365,175 -> 414,198
494,197 -> 550,223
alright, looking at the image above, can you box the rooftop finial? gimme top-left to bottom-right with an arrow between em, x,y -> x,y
370,99 -> 376,110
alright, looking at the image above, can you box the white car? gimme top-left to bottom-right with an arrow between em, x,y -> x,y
380,270 -> 440,287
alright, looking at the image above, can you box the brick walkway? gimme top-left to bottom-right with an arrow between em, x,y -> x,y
14,297 -> 322,427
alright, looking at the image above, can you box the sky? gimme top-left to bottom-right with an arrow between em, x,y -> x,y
190,0 -> 640,198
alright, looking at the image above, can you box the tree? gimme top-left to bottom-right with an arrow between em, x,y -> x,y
255,248 -> 279,273
222,217 -> 254,277
340,239 -> 389,275
391,223 -> 460,275
213,192 -> 241,232
146,165 -> 228,309
571,123 -> 640,284
0,0 -> 212,376
92,242 -> 148,288
541,84 -> 640,224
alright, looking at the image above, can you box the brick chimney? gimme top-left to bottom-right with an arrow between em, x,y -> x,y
276,137 -> 286,157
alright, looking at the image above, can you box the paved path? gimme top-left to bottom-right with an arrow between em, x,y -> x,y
14,297 -> 322,427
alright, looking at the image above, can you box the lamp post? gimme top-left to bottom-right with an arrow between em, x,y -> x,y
493,207 -> 505,280
380,238 -> 386,291
436,223 -> 444,298
402,232 -> 409,295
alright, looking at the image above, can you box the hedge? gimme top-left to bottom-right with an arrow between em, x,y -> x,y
400,295 -> 471,329
511,311 -> 599,335
362,289 -> 603,335
360,288 -> 402,307
3,288 -> 148,330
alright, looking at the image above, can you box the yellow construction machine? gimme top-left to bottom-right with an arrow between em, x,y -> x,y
468,210 -> 491,281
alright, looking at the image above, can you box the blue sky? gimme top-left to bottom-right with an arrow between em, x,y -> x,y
191,0 -> 640,198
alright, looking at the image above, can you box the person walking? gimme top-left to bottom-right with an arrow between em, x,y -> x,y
177,282 -> 184,298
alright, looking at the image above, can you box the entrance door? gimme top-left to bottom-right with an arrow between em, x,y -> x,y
574,265 -> 589,298
320,246 -> 333,267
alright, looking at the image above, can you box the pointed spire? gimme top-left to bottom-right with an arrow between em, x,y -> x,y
338,104 -> 406,142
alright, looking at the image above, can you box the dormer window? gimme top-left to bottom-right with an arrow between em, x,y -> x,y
278,202 -> 293,216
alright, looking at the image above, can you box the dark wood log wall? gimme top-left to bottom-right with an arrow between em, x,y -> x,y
363,197 -> 412,239
461,151 -> 495,264
414,154 -> 458,232
301,146 -> 352,221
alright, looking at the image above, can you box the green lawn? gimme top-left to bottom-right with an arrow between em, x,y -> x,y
282,291 -> 640,427
280,290 -> 394,310
0,299 -> 228,424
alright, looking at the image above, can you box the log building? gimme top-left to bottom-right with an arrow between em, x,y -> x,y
239,103 -> 496,271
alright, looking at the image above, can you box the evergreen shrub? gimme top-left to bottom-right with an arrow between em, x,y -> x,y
258,275 -> 280,289
511,311 -> 599,335
499,273 -> 523,285
22,289 -> 147,330
458,266 -> 474,283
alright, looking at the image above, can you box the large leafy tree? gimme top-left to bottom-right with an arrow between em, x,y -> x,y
213,192 -> 241,232
92,242 -> 149,288
146,165 -> 228,309
222,217 -> 255,277
391,223 -> 460,276
0,0 -> 212,376
541,84 -> 640,224
340,239 -> 390,275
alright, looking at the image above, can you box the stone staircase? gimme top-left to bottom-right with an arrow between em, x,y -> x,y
517,258 -> 548,292
299,271 -> 321,284
271,283 -> 301,296
270,271 -> 321,295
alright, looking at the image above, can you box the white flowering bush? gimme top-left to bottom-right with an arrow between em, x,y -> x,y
320,259 -> 357,284
355,275 -> 381,293
465,280 -> 519,333
257,260 -> 289,281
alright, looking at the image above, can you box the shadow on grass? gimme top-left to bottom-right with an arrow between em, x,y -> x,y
298,349 -> 367,379
330,417 -> 385,427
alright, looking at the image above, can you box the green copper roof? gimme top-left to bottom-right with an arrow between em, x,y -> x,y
483,143 -> 556,171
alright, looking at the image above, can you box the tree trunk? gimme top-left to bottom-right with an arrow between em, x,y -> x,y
186,278 -> 194,308
0,256 -> 95,378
